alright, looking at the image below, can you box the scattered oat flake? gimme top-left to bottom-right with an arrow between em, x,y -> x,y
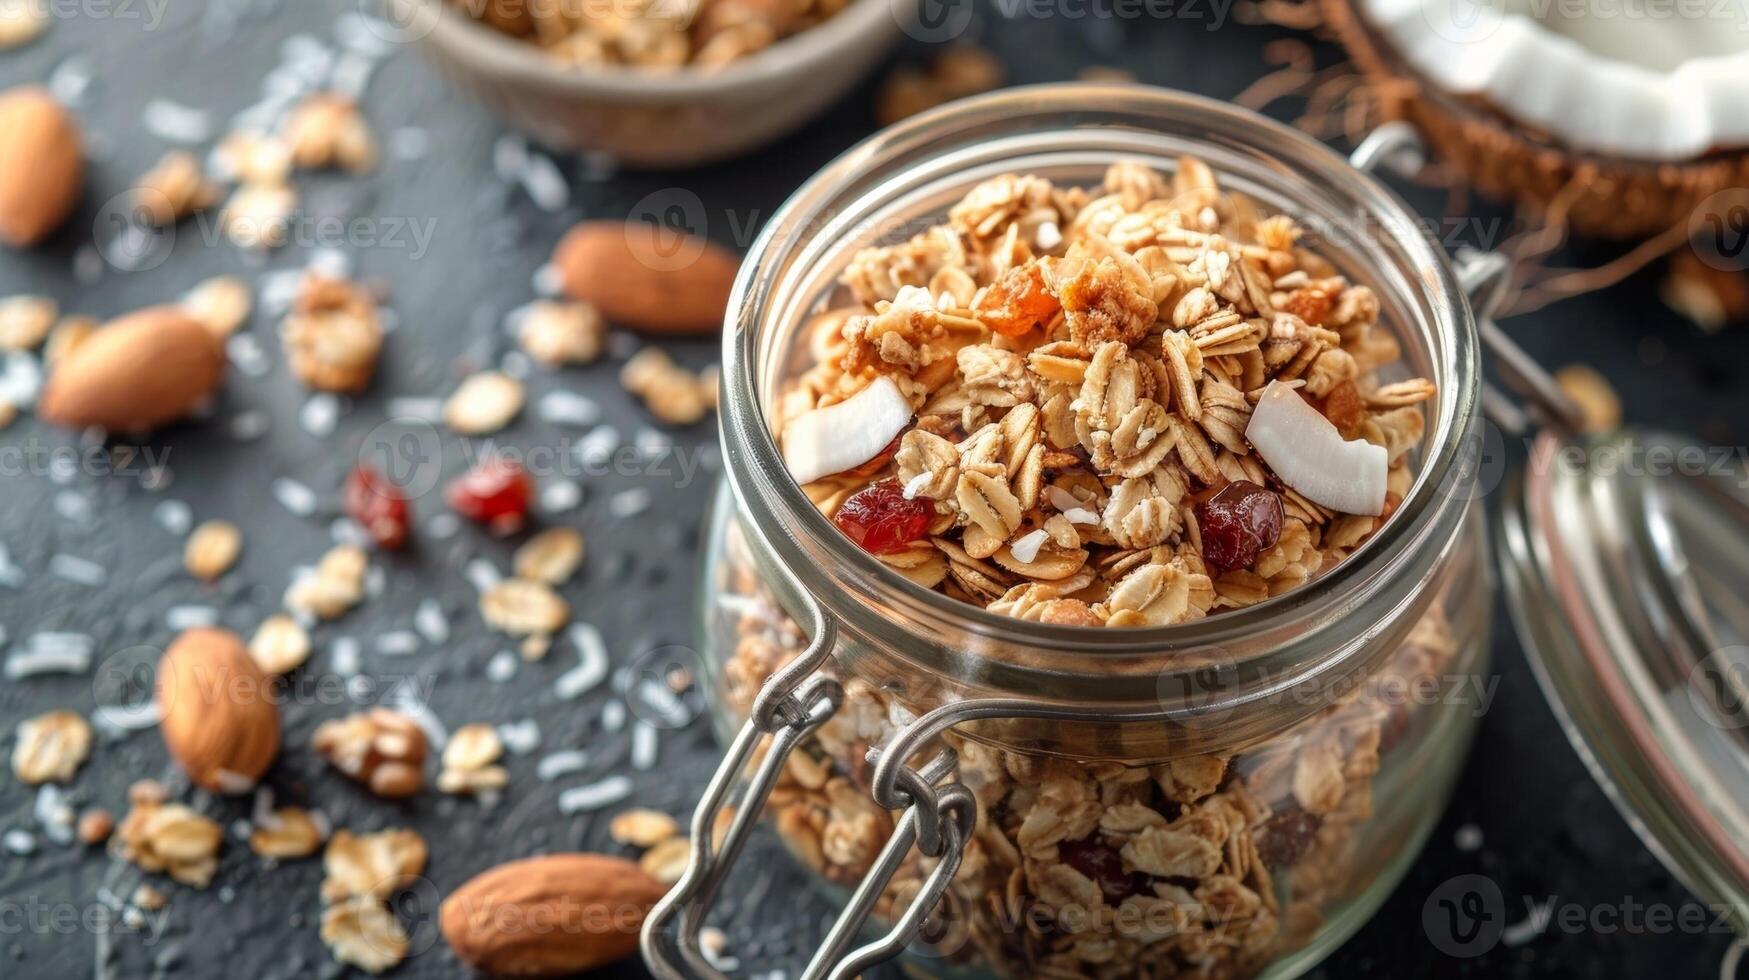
557,775 -> 633,815
639,836 -> 691,885
185,520 -> 243,582
12,710 -> 92,785
183,276 -> 254,337
480,578 -> 569,637
610,807 -> 678,847
513,527 -> 585,585
443,371 -> 524,435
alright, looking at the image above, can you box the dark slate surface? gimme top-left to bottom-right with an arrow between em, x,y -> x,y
0,1 -> 1744,978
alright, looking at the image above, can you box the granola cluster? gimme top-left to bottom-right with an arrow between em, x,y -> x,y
776,160 -> 1434,625
454,0 -> 849,70
715,525 -> 1467,978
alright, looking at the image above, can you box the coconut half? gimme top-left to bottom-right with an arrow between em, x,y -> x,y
1326,0 -> 1749,238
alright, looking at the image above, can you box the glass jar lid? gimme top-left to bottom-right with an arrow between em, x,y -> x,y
1499,425 -> 1749,929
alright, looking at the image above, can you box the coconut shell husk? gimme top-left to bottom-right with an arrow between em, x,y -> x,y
1319,0 -> 1749,240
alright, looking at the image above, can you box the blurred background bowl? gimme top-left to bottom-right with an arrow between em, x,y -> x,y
388,0 -> 913,169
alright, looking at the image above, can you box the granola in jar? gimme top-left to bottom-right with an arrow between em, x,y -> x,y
774,160 -> 1432,625
697,153 -> 1485,978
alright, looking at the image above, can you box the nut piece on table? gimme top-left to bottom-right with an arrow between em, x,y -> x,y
439,853 -> 668,977
443,370 -> 525,435
609,808 -> 679,848
517,300 -> 606,366
37,306 -> 226,432
312,708 -> 429,799
281,275 -> 384,393
11,709 -> 91,785
249,806 -> 327,859
215,131 -> 292,186
875,45 -> 1003,127
513,527 -> 586,585
436,723 -> 509,796
0,2 -> 47,49
282,93 -> 377,174
551,220 -> 739,335
182,275 -> 253,339
77,808 -> 114,845
155,627 -> 282,794
621,347 -> 717,425
220,182 -> 297,251
0,86 -> 83,248
132,151 -> 220,226
114,799 -> 223,887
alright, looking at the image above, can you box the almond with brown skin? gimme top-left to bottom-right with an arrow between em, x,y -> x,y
0,87 -> 83,247
155,627 -> 281,794
39,306 -> 226,431
552,221 -> 738,335
440,853 -> 668,976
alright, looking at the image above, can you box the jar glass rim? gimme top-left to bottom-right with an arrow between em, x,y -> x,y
720,83 -> 1481,656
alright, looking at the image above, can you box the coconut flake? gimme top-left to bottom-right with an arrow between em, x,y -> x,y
781,376 -> 913,485
1245,381 -> 1387,516
555,624 -> 609,700
1008,529 -> 1049,564
557,775 -> 632,814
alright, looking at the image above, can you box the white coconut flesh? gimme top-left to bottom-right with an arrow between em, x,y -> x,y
1245,381 -> 1388,517
781,374 -> 914,486
1361,0 -> 1749,160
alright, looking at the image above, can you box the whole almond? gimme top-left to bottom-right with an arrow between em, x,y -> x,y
155,627 -> 281,794
39,305 -> 226,431
552,221 -> 738,335
440,853 -> 667,977
0,87 -> 83,247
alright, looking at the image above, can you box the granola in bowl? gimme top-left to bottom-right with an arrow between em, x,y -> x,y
450,0 -> 852,70
774,158 -> 1434,626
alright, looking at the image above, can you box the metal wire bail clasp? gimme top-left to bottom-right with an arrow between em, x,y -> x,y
641,568 -> 979,980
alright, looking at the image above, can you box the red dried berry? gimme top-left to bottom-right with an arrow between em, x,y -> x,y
446,456 -> 532,533
344,464 -> 411,550
1195,480 -> 1284,573
1058,836 -> 1143,903
832,479 -> 931,556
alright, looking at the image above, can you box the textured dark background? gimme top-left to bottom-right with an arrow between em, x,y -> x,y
0,0 -> 1745,978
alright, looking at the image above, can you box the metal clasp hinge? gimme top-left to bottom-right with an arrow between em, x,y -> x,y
641,581 -> 978,980
1348,123 -> 1587,436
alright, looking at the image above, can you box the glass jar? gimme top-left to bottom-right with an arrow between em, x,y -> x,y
676,85 -> 1491,980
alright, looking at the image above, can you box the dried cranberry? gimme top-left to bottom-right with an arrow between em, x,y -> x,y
446,456 -> 532,533
344,464 -> 411,550
1058,836 -> 1143,903
1253,808 -> 1323,869
833,479 -> 931,555
1195,480 -> 1284,573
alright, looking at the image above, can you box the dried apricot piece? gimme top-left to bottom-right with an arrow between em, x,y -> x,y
974,263 -> 1058,337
